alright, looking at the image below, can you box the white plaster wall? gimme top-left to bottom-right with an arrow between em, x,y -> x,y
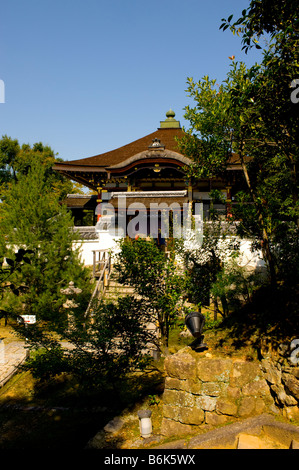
74,229 -> 266,275
73,231 -> 124,266
238,239 -> 266,271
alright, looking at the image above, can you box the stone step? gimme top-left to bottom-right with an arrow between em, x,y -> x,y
107,284 -> 134,292
103,279 -> 136,301
104,293 -> 142,301
101,268 -> 136,300
104,293 -> 134,300
106,285 -> 135,293
237,432 -> 288,449
107,280 -> 131,288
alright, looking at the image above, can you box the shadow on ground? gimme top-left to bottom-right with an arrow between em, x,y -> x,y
0,366 -> 164,450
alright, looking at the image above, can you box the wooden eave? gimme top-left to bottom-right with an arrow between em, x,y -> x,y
109,158 -> 187,176
53,124 -> 245,191
53,164 -> 107,172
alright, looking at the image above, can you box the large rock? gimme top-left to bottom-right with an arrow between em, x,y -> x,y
195,396 -> 217,412
205,412 -> 228,426
261,359 -> 282,385
164,352 -> 197,381
163,389 -> 195,407
271,384 -> 298,406
164,377 -> 202,394
282,374 -> 299,401
163,405 -> 179,421
230,360 -> 261,388
242,378 -> 270,397
216,399 -> 238,417
238,397 -> 266,417
160,418 -> 196,437
197,358 -> 232,382
201,381 -> 223,397
178,406 -> 205,425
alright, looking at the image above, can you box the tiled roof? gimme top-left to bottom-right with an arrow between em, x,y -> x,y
60,128 -> 185,168
73,226 -> 98,240
63,194 -> 97,208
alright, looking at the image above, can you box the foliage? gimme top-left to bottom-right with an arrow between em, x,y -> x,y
114,237 -> 185,352
219,0 -> 298,53
68,296 -> 154,386
0,248 -> 33,324
176,219 -> 242,315
0,160 -> 91,325
210,257 -> 263,316
0,248 -> 32,294
271,222 -> 299,287
21,296 -> 155,386
148,394 -> 160,406
179,0 -> 299,289
0,135 -> 81,200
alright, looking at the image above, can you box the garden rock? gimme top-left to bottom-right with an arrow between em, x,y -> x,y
104,416 -> 124,434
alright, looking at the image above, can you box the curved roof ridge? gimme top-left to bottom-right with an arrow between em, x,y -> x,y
109,148 -> 191,169
60,127 -> 185,168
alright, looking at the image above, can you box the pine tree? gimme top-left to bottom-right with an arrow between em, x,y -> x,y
0,160 -> 91,326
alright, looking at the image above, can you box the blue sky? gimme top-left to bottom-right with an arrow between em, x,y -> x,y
1,0 -> 264,161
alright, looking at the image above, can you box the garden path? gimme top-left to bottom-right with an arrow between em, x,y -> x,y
0,339 -> 28,388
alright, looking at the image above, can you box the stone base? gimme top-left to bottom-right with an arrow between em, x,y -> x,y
161,348 -> 296,436
155,414 -> 299,450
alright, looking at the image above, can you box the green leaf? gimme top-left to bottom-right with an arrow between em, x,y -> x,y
5,258 -> 14,266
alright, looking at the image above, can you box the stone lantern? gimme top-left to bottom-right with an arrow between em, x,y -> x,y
60,281 -> 82,331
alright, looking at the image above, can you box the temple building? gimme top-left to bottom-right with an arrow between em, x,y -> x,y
54,110 -> 244,235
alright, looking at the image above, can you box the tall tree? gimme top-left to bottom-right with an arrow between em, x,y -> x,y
179,0 -> 299,288
0,160 -> 91,326
114,237 -> 185,354
219,0 -> 298,53
0,136 -> 77,200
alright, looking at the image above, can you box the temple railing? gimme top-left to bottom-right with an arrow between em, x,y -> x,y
84,250 -> 112,319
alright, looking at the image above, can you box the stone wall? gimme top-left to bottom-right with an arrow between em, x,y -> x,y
260,357 -> 299,421
161,348 -> 299,437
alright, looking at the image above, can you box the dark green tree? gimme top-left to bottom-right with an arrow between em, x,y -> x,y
0,135 -> 77,200
179,0 -> 299,289
114,237 -> 185,354
0,160 -> 91,326
20,296 -> 155,388
0,248 -> 33,325
219,0 -> 298,53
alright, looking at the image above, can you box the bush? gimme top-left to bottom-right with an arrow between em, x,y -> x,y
21,295 -> 155,388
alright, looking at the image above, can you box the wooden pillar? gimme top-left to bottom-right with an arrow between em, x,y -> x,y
92,251 -> 96,277
188,180 -> 193,202
97,186 -> 102,222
